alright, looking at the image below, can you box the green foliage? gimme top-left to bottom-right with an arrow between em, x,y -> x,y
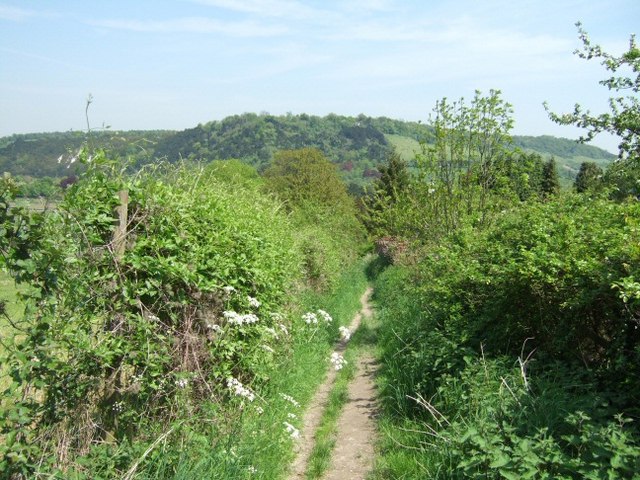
264,148 -> 353,213
363,150 -> 410,235
574,161 -> 603,193
366,90 -> 530,244
264,148 -> 366,290
371,193 -> 640,478
0,148 -> 347,477
541,157 -> 560,198
545,23 -> 639,198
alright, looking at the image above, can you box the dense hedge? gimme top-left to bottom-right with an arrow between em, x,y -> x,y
0,152 -> 363,478
373,195 -> 640,478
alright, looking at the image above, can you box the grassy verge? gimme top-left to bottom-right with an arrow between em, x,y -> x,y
135,258 -> 370,479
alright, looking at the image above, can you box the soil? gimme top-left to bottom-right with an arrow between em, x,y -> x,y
288,287 -> 378,480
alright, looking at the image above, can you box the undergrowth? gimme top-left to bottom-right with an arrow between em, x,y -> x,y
371,196 -> 640,479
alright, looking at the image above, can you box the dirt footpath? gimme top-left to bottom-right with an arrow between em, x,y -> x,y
287,287 -> 378,480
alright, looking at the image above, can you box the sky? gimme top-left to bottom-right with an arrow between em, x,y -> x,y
1,1 -> 638,153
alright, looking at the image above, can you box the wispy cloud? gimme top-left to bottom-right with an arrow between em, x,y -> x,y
189,0 -> 325,20
0,4 -> 36,21
90,16 -> 287,37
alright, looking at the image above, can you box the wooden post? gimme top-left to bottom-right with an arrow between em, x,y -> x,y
113,190 -> 129,260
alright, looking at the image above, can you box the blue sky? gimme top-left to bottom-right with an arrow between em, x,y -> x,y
1,1 -> 638,152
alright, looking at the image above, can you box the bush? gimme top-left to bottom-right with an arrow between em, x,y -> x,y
0,152 -> 310,477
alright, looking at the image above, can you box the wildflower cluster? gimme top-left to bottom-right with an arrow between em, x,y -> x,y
279,393 -> 300,408
302,309 -> 333,325
224,311 -> 259,326
339,325 -> 351,341
317,309 -> 332,323
247,296 -> 261,308
330,352 -> 347,371
303,312 -> 318,325
283,421 -> 300,439
227,377 -> 255,402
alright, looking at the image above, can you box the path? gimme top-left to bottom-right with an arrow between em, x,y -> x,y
288,287 -> 378,480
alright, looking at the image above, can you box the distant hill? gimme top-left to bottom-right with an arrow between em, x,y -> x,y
0,114 -> 615,188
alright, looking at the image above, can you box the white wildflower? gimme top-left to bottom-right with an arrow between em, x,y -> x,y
243,313 -> 259,324
224,311 -> 259,326
339,326 -> 351,341
255,406 -> 264,415
224,310 -> 243,325
283,421 -> 300,439
279,393 -> 300,408
317,309 -> 332,324
287,412 -> 297,419
270,312 -> 283,321
223,285 -> 236,294
175,378 -> 189,389
207,323 -> 222,333
261,344 -> 275,353
248,296 -> 261,308
303,312 -> 318,325
112,401 -> 124,413
247,465 -> 258,474
278,323 -> 289,335
264,327 -> 278,337
227,377 -> 255,402
330,352 -> 347,371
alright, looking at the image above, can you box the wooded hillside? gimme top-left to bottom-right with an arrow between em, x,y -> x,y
0,114 -> 615,190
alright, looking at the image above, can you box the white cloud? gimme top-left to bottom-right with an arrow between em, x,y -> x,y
189,0 -> 325,20
0,4 -> 35,21
90,16 -> 287,37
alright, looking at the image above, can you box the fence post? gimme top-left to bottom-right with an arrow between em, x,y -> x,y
113,190 -> 129,260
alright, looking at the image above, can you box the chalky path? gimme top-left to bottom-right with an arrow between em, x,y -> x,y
288,287 -> 378,480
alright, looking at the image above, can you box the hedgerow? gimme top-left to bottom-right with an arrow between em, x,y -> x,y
0,151 -> 362,478
373,194 -> 640,478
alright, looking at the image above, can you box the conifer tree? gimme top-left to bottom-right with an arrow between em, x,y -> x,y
541,157 -> 560,198
574,161 -> 603,193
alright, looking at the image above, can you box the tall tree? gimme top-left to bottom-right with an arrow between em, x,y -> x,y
541,157 -> 560,198
363,150 -> 410,235
375,150 -> 410,202
263,147 -> 353,213
574,161 -> 603,193
545,22 -> 639,198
